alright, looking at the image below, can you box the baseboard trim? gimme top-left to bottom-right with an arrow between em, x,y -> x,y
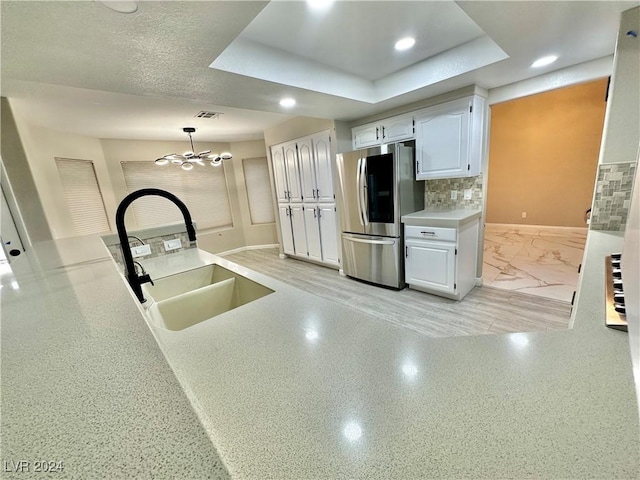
475,277 -> 483,286
217,244 -> 280,257
485,223 -> 587,235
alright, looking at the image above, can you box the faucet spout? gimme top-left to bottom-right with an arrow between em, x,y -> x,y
116,188 -> 196,303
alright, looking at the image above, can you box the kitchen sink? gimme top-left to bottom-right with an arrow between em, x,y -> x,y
143,264 -> 273,331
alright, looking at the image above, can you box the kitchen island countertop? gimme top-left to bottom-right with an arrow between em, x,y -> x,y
1,230 -> 638,479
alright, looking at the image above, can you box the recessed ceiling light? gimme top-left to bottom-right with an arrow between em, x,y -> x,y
280,98 -> 296,108
95,0 -> 138,14
531,55 -> 558,68
306,0 -> 334,10
395,37 -> 416,51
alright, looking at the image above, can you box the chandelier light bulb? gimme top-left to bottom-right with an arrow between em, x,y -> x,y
181,162 -> 194,171
220,152 -> 232,160
154,157 -> 169,165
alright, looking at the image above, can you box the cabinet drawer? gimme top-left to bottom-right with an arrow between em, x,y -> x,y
404,225 -> 457,242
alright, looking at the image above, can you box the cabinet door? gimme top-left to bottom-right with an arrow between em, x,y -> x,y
353,123 -> 381,149
311,131 -> 334,203
271,145 -> 289,203
297,137 -> 316,203
289,204 -> 308,256
415,98 -> 471,179
283,142 -> 303,203
405,240 -> 456,294
303,206 -> 322,262
278,205 -> 295,255
381,116 -> 414,143
318,205 -> 339,265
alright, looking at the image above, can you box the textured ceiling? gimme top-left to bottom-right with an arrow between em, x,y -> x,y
1,1 -> 637,141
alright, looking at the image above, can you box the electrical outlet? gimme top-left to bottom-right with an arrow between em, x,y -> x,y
163,238 -> 182,251
521,211 -> 527,219
131,244 -> 151,258
464,189 -> 472,200
450,190 -> 458,200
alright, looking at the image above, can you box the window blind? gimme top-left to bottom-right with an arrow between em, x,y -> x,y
243,157 -> 275,225
121,161 -> 233,230
55,158 -> 110,236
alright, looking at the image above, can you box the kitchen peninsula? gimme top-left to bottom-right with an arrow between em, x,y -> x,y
1,229 -> 638,479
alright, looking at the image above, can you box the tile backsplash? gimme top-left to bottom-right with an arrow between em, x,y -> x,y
590,162 -> 637,231
101,223 -> 197,267
424,175 -> 483,209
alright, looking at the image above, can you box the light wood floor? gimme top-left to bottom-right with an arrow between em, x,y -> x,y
224,248 -> 572,338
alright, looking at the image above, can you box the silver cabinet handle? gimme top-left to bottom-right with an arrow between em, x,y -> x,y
382,126 -> 386,139
420,231 -> 436,235
405,245 -> 408,258
375,127 -> 379,140
317,207 -> 321,218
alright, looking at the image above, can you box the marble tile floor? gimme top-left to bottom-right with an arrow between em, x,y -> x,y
482,224 -> 588,303
224,247 -> 572,339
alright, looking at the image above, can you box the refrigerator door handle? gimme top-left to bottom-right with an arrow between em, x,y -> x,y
361,157 -> 369,226
356,157 -> 365,226
342,234 -> 395,246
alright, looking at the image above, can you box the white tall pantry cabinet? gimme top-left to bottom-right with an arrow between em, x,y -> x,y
270,130 -> 340,267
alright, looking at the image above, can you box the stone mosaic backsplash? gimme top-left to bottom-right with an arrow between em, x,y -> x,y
102,223 -> 197,267
590,162 -> 636,231
424,175 -> 483,209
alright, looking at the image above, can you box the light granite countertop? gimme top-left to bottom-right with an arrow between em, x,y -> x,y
2,230 -> 638,479
401,208 -> 482,228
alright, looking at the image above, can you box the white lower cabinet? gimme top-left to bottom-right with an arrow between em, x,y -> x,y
277,203 -> 339,267
289,204 -> 308,257
405,240 -> 456,294
404,219 -> 479,300
303,206 -> 322,262
278,205 -> 295,255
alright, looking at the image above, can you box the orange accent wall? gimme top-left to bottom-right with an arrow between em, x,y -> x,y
486,79 -> 608,227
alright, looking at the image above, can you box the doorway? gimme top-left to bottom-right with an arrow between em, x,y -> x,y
482,79 -> 609,303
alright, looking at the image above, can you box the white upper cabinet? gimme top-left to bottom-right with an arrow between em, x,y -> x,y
380,115 -> 415,144
352,115 -> 414,149
297,130 -> 334,203
270,145 -> 289,203
283,141 -> 303,202
297,137 -> 315,202
311,131 -> 334,203
414,95 -> 486,180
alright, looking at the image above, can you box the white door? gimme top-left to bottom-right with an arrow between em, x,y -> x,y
271,145 -> 289,203
415,98 -> 470,179
312,131 -> 334,203
289,204 -> 308,256
303,206 -> 322,262
297,137 -> 316,203
283,141 -> 303,203
318,205 -> 339,266
278,205 -> 295,255
405,240 -> 456,294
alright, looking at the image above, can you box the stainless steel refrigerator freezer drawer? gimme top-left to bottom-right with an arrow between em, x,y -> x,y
341,233 -> 404,289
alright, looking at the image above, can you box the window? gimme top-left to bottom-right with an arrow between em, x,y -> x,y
242,157 -> 275,225
120,161 -> 233,230
55,158 -> 110,235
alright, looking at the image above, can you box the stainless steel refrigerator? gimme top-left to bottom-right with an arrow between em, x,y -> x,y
335,140 -> 424,289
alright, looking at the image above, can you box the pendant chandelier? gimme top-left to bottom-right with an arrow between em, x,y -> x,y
154,127 -> 232,171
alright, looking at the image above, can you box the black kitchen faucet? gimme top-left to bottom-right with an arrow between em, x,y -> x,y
116,188 -> 196,303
